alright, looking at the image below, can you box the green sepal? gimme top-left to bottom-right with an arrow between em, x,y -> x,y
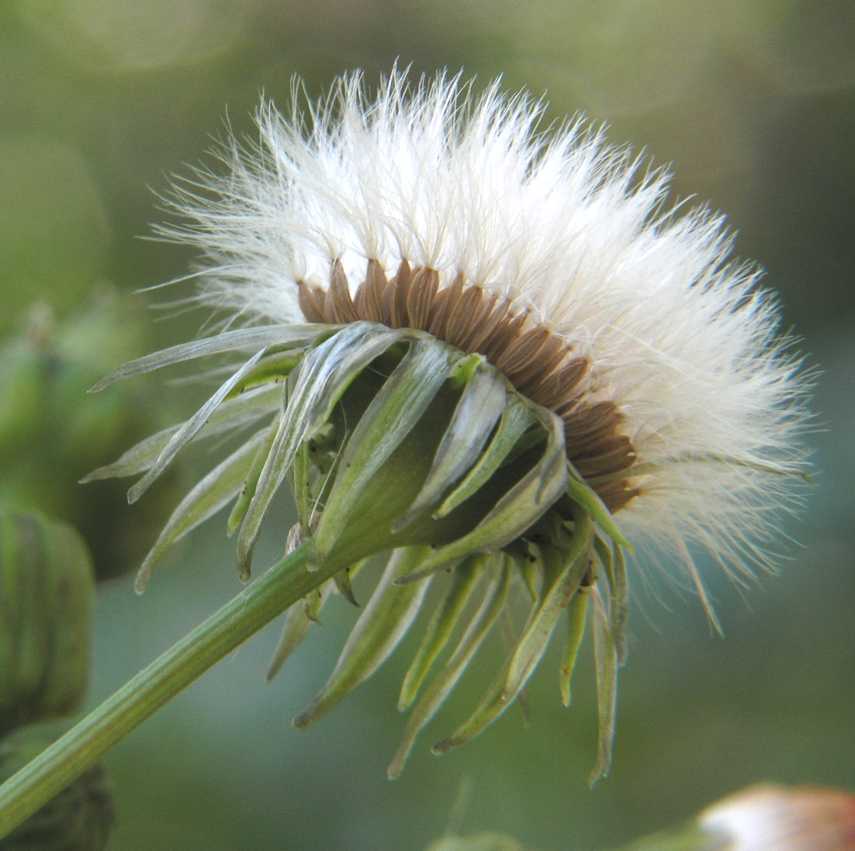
395,366 -> 506,531
566,461 -> 632,552
448,352 -> 484,388
80,384 -> 281,483
89,323 -> 326,392
589,585 -> 619,786
559,586 -> 590,707
433,516 -> 591,754
134,429 -> 268,593
314,339 -> 456,558
398,556 -> 483,711
236,322 -> 405,577
292,546 -> 434,729
333,565 -> 360,607
227,420 -> 279,541
291,440 -> 313,531
266,580 -> 335,681
127,347 -> 269,504
223,349 -> 303,397
501,515 -> 592,702
395,408 -> 567,584
434,400 -> 534,519
387,559 -> 510,779
595,536 -> 629,665
516,546 -> 545,606
266,559 -> 367,681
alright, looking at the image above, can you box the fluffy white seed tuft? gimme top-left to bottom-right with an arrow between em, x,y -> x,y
154,68 -> 811,604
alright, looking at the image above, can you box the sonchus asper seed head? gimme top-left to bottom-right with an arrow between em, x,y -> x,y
87,69 -> 810,782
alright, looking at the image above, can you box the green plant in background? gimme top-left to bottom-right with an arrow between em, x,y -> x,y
0,511 -> 114,849
426,832 -> 529,851
0,69 -> 811,840
0,722 -> 113,851
0,513 -> 93,736
0,293 -> 175,580
610,784 -> 855,851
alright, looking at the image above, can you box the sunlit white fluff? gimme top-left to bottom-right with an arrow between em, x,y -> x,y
156,68 -> 810,607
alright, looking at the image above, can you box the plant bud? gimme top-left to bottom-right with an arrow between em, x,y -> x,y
0,721 -> 114,850
0,512 -> 94,736
0,293 -> 176,580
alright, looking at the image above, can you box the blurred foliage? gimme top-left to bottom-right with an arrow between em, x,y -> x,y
0,511 -> 94,736
426,833 -> 528,851
0,721 -> 114,851
0,294 -> 180,579
1,1 -> 853,849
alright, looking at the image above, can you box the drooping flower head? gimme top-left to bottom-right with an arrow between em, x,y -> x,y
88,69 -> 809,781
608,784 -> 855,850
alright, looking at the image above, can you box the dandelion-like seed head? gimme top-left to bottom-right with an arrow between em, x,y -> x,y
89,69 -> 810,781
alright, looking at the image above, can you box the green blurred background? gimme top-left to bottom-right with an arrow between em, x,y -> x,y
1,1 -> 853,849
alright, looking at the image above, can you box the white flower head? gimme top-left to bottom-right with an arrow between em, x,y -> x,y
158,67 -> 809,601
90,68 -> 811,780
700,785 -> 855,851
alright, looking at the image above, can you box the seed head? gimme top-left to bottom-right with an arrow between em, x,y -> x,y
88,69 -> 810,780
699,785 -> 855,851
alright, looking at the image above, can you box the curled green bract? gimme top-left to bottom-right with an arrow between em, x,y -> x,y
87,320 -> 630,780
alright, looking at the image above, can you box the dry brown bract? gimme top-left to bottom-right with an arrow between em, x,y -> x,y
298,259 -> 638,512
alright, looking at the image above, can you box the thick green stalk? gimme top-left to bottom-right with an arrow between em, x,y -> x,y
0,542 -> 322,839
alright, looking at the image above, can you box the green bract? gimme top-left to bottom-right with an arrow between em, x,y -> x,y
89,320 -> 630,781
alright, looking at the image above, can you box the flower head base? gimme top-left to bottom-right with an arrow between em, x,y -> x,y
611,784 -> 855,850
87,69 -> 809,781
90,315 -> 625,780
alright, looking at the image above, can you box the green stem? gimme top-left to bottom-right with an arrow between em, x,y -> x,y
606,821 -> 726,851
0,542 -> 324,839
